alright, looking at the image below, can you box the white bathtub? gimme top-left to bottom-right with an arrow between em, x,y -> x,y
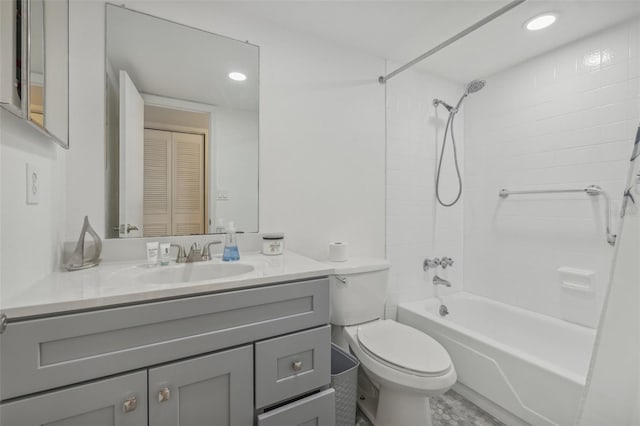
397,292 -> 596,426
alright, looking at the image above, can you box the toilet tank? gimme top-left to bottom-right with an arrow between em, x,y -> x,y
328,258 -> 390,326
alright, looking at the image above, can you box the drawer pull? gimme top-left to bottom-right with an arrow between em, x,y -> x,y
292,360 -> 303,371
123,396 -> 138,413
158,387 -> 171,402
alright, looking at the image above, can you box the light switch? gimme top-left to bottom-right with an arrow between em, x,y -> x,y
26,163 -> 41,205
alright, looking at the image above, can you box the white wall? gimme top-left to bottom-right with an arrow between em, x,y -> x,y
463,19 -> 640,323
385,66 -> 464,319
0,110 -> 66,300
66,0 -> 386,260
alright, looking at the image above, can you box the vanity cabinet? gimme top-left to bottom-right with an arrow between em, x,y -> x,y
1,346 -> 253,426
0,278 -> 333,426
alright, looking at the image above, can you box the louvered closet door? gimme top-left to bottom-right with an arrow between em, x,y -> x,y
143,129 -> 173,237
172,132 -> 205,236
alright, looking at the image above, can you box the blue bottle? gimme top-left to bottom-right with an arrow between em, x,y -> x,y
222,221 -> 240,261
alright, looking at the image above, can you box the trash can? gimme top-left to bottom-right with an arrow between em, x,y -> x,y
331,343 -> 360,426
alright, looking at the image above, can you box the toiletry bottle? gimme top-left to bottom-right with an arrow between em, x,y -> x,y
159,243 -> 171,266
222,221 -> 240,261
146,242 -> 159,267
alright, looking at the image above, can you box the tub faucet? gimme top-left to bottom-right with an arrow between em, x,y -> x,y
433,275 -> 452,287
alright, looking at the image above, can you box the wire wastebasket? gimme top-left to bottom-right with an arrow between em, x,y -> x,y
331,343 -> 360,426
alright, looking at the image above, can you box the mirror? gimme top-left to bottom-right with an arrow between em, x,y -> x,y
0,0 -> 69,148
105,4 -> 259,239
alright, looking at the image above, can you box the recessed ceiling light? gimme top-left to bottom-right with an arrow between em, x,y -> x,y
525,13 -> 557,31
228,72 -> 247,81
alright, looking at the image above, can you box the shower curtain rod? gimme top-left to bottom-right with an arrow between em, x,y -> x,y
378,0 -> 527,84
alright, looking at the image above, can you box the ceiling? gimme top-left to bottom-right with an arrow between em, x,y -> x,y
107,4 -> 259,110
226,0 -> 640,83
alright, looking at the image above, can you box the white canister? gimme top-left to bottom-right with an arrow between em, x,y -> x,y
262,234 -> 284,256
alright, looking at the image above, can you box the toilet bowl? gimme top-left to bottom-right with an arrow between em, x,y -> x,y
328,258 -> 456,426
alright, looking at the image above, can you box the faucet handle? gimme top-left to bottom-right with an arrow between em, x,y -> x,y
202,241 -> 223,261
441,257 -> 454,269
423,258 -> 441,271
170,244 -> 187,263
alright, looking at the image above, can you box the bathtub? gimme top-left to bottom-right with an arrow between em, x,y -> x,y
397,292 -> 596,426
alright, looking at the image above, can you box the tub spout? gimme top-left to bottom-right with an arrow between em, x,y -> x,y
433,275 -> 452,287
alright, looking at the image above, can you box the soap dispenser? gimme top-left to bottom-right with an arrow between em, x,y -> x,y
222,221 -> 240,261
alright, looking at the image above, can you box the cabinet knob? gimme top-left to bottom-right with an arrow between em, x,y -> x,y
122,396 -> 138,413
292,360 -> 303,371
158,387 -> 171,402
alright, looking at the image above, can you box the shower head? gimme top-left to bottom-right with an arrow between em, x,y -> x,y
434,79 -> 485,114
465,79 -> 486,95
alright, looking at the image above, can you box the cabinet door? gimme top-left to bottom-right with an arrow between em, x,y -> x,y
0,371 -> 147,426
149,345 -> 253,426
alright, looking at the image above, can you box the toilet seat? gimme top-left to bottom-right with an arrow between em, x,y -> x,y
356,320 -> 452,377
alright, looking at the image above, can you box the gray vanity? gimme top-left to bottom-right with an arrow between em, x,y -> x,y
0,265 -> 335,426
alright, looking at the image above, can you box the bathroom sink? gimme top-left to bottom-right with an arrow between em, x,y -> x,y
138,262 -> 254,285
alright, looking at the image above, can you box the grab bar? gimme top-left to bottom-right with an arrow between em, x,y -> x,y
498,185 -> 616,246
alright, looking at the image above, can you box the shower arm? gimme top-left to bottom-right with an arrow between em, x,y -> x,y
378,0 -> 527,84
499,185 -> 617,246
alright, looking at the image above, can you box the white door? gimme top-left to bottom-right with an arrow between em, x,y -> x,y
119,70 -> 144,237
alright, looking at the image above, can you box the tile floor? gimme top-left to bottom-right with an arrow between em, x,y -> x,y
355,390 -> 505,426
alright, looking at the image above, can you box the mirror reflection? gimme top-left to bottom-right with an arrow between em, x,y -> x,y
105,5 -> 259,239
29,0 -> 44,127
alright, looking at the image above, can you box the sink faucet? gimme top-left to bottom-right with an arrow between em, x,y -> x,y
187,243 -> 204,263
170,241 -> 223,263
186,241 -> 223,263
433,275 -> 452,287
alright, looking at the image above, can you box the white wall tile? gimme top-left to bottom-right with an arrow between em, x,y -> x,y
385,67 -> 464,319
463,19 -> 640,322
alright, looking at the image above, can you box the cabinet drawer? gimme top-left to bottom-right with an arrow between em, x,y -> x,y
255,325 -> 331,408
0,370 -> 147,426
257,388 -> 335,426
0,278 -> 329,400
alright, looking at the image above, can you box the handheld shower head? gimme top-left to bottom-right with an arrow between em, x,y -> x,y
465,79 -> 486,95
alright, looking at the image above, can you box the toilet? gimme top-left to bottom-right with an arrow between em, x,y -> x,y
328,258 -> 456,426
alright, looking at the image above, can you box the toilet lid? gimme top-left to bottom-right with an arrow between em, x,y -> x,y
357,320 -> 452,376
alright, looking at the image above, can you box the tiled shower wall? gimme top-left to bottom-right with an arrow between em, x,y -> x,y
385,67 -> 465,319
463,18 -> 640,324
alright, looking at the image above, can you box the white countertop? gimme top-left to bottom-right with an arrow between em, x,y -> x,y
1,251 -> 334,320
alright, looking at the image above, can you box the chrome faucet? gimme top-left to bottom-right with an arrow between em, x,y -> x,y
433,275 -> 452,287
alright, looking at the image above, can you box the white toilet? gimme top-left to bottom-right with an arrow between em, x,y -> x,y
328,258 -> 456,426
